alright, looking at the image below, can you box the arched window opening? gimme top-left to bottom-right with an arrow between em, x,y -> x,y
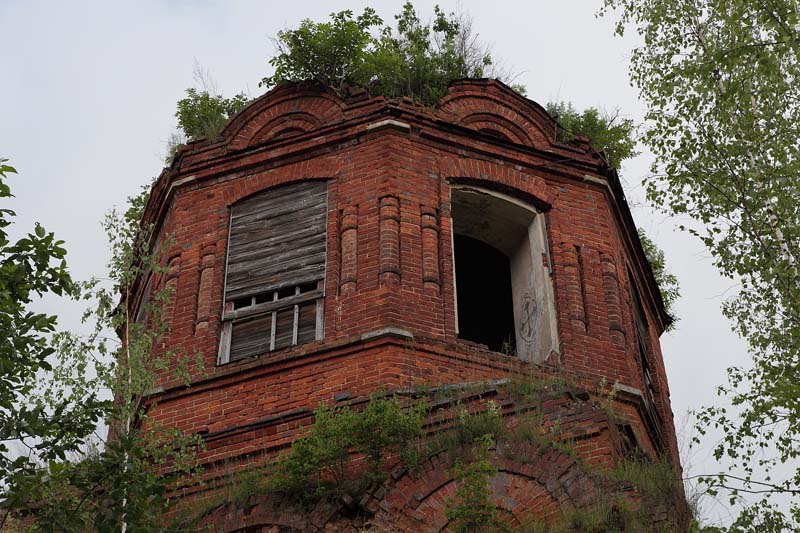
450,186 -> 558,362
628,272 -> 665,451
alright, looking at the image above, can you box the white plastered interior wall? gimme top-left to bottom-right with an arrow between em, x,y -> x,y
450,186 -> 560,363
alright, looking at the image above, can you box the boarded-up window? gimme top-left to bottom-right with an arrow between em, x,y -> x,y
629,272 -> 664,451
134,275 -> 153,325
218,181 -> 327,363
630,275 -> 657,407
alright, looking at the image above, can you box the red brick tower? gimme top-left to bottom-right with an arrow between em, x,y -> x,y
139,80 -> 684,531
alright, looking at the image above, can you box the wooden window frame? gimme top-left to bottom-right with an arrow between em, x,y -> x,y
630,275 -> 657,407
217,181 -> 328,365
217,281 -> 325,364
628,271 -> 665,451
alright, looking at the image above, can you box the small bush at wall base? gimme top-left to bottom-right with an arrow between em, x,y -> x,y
431,399 -> 505,461
510,412 -> 579,461
452,400 -> 504,446
268,396 -> 426,504
445,435 -> 508,533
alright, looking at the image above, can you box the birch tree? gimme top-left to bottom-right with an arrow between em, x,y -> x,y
4,187 -> 203,531
601,1 -> 800,528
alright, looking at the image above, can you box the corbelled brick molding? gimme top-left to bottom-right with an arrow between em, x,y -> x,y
137,79 -> 684,531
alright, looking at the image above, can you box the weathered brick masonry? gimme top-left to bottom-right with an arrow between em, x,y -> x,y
138,79 -> 683,531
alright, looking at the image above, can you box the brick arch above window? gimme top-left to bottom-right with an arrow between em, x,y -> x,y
437,81 -> 554,149
222,84 -> 346,151
440,156 -> 557,212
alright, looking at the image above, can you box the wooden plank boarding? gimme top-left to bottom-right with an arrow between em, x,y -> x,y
221,181 -> 328,362
226,181 -> 328,301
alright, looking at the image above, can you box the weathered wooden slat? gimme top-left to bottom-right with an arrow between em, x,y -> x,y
232,181 -> 323,211
297,303 -> 317,344
227,234 -> 327,270
232,208 -> 328,238
234,209 -> 327,230
227,249 -> 327,278
231,230 -> 326,257
232,181 -> 323,217
227,256 -> 326,287
230,243 -> 326,268
230,314 -> 272,361
231,203 -> 327,239
274,308 -> 294,350
222,290 -> 323,321
231,230 -> 326,255
229,194 -> 325,241
229,203 -> 327,248
231,194 -> 327,227
232,191 -> 329,224
230,217 -> 327,249
226,264 -> 325,301
226,181 -> 327,301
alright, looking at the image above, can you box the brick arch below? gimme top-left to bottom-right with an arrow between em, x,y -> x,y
252,111 -> 323,144
383,471 -> 558,532
457,112 -> 533,146
195,444 -> 605,532
366,446 -> 601,532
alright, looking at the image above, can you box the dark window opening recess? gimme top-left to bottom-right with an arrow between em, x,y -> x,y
616,423 -> 647,462
449,186 -> 559,362
629,273 -> 665,451
453,234 -> 516,353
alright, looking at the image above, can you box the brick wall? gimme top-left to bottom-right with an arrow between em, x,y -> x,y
139,80 -> 683,529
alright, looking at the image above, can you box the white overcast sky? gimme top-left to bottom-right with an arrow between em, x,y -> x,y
2,1 -> 758,525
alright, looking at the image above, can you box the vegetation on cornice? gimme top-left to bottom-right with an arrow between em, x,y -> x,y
260,3 -> 524,105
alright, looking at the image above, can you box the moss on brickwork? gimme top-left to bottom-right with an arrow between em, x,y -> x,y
174,382 -> 690,531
